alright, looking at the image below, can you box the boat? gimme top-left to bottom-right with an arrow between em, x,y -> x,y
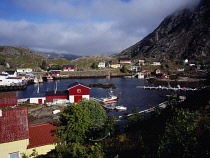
115,105 -> 127,110
38,75 -> 43,83
33,78 -> 39,84
46,76 -> 53,81
33,77 -> 43,84
102,90 -> 117,103
38,78 -> 43,83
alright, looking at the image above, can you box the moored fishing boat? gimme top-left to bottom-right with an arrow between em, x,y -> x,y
46,76 -> 53,81
102,89 -> 117,103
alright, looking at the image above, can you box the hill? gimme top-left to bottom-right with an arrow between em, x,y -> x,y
0,46 -> 47,69
0,46 -> 73,69
117,0 -> 210,61
33,50 -> 81,61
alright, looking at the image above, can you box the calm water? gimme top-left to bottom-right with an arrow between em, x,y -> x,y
17,78 -> 186,117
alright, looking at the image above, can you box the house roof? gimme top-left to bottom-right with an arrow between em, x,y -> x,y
0,108 -> 29,144
62,65 -> 74,67
119,58 -> 131,61
67,81 -> 90,89
28,123 -> 56,148
46,90 -> 68,96
4,71 -> 16,75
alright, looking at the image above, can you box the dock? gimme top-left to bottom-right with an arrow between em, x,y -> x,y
136,85 -> 198,91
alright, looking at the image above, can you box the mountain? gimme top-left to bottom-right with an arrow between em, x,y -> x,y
33,50 -> 81,61
0,46 -> 47,69
0,46 -> 73,69
118,0 -> 210,61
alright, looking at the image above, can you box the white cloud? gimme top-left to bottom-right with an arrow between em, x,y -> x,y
0,0 -> 200,56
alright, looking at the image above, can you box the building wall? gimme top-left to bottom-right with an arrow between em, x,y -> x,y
0,97 -> 17,108
26,144 -> 56,157
17,68 -> 32,73
29,97 -> 46,104
0,139 -> 29,158
68,85 -> 90,96
69,95 -> 89,103
63,68 -> 74,71
46,95 -> 68,102
0,139 -> 56,158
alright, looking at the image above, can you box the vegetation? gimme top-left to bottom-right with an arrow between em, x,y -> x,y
35,88 -> 210,158
41,100 -> 115,158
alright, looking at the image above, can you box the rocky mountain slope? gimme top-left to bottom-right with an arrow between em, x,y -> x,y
118,0 -> 210,61
0,46 -> 47,69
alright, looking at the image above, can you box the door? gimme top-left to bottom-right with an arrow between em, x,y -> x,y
38,99 -> 42,104
74,95 -> 82,103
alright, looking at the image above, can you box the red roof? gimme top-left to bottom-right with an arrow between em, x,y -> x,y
0,108 -> 29,143
28,123 -> 56,148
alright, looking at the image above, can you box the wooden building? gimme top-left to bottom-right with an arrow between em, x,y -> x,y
119,58 -> 131,64
0,92 -> 17,108
0,108 -> 56,157
62,65 -> 74,71
45,90 -> 69,102
68,82 -> 90,103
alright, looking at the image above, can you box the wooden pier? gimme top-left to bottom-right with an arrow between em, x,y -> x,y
136,85 -> 198,91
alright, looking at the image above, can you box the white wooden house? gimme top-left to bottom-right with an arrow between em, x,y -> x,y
98,62 -> 105,68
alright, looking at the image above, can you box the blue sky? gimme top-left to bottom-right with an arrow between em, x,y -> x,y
0,0 -> 200,56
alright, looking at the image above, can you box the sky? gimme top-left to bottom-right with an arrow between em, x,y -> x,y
0,0 -> 200,56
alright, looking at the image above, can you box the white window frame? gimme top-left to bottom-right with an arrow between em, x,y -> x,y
8,151 -> 20,158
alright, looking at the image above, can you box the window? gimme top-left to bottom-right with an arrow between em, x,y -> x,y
9,152 -> 20,158
77,89 -> 81,93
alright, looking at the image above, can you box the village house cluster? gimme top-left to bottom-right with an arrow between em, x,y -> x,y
0,81 -> 91,157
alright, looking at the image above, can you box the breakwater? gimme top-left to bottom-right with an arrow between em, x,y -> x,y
147,78 -> 206,88
0,80 -> 34,92
54,70 -> 128,79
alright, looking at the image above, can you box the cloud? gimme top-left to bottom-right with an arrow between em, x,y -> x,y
0,0 -> 200,56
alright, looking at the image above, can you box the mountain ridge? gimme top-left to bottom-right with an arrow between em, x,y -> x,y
117,0 -> 210,61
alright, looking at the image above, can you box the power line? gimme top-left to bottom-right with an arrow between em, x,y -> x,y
89,132 -> 110,142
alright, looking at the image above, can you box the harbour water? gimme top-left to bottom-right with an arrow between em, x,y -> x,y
17,78 -> 188,117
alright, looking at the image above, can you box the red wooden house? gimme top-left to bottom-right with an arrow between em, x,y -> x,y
44,71 -> 61,77
119,58 -> 131,64
45,90 -> 68,102
68,82 -> 90,103
62,65 -> 74,71
0,108 -> 29,144
45,82 -> 90,104
0,92 -> 18,108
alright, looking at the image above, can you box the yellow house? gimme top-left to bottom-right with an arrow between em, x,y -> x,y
16,68 -> 33,73
25,123 -> 56,157
0,109 -> 56,158
111,62 -> 121,69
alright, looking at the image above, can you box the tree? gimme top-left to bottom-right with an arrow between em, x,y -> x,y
91,63 -> 98,69
51,65 -> 62,70
53,100 -> 107,157
79,99 -> 107,132
120,65 -> 128,73
158,109 -> 201,157
0,58 -> 6,66
40,60 -> 47,70
55,103 -> 91,144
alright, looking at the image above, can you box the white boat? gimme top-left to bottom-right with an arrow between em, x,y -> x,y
46,76 -> 53,81
102,90 -> 117,103
115,105 -> 127,110
33,77 -> 44,83
33,78 -> 39,84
